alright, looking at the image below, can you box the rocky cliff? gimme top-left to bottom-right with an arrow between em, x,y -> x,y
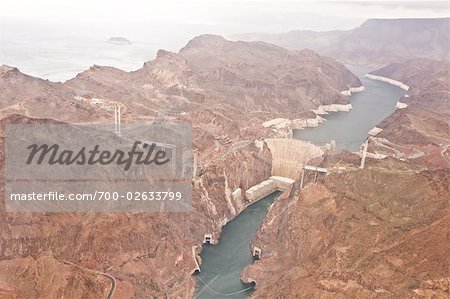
244,163 -> 449,298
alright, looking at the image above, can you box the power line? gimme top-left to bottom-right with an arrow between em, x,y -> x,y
195,276 -> 254,297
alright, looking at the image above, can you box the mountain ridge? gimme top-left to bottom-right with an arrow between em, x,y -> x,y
232,18 -> 450,66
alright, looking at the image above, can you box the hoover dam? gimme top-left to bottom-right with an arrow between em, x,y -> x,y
194,67 -> 409,298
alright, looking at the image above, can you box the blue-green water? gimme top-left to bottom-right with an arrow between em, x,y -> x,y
195,191 -> 281,298
294,65 -> 406,151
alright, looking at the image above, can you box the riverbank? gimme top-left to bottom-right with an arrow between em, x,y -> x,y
294,66 -> 406,151
263,85 -> 365,137
364,74 -> 410,90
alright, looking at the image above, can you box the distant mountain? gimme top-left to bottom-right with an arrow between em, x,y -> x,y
232,18 -> 450,66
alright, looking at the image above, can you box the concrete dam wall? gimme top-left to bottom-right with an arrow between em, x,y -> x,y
265,138 -> 324,180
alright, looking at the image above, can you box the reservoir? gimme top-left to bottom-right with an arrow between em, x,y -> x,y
294,66 -> 406,151
194,66 -> 405,298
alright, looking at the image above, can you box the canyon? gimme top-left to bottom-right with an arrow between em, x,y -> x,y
0,36 -> 362,298
0,19 -> 448,299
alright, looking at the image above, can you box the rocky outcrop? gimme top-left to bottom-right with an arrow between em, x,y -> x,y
107,37 -> 131,45
134,35 -> 361,119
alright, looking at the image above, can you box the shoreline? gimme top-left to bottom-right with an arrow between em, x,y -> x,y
364,74 -> 410,90
262,86 -> 365,137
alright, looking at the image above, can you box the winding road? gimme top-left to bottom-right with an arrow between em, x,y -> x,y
62,260 -> 116,299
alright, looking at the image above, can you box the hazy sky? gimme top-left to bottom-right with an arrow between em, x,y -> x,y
1,0 -> 449,34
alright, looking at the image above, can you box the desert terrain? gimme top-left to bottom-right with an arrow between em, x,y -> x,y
0,16 -> 448,299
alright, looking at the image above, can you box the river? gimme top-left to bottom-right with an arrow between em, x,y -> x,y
194,66 -> 405,298
194,191 -> 281,298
